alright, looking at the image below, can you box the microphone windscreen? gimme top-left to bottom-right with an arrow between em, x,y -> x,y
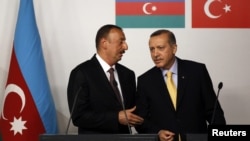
218,82 -> 223,89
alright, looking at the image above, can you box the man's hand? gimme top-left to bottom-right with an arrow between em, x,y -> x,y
158,130 -> 175,141
118,106 -> 144,126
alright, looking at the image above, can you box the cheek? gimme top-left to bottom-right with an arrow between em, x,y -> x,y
149,51 -> 154,56
162,51 -> 172,59
150,53 -> 154,59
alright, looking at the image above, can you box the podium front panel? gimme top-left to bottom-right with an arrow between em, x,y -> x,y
40,134 -> 158,141
186,134 -> 207,141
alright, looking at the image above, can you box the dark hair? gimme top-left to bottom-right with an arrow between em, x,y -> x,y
95,24 -> 123,49
150,29 -> 176,45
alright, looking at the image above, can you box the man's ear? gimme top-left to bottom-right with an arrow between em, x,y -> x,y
100,38 -> 108,49
173,44 -> 177,54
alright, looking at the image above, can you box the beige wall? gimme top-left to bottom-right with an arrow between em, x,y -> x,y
1,0 -> 250,133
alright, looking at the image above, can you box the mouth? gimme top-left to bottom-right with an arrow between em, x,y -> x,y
154,59 -> 161,64
119,51 -> 125,55
118,51 -> 124,59
120,50 -> 125,54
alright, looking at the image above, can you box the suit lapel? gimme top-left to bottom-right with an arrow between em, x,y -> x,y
152,67 -> 177,111
115,64 -> 133,107
91,56 -> 122,105
176,58 -> 188,110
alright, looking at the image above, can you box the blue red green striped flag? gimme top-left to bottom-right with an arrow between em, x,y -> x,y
116,0 -> 185,28
0,0 -> 58,140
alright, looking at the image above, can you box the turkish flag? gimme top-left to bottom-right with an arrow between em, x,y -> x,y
192,0 -> 250,28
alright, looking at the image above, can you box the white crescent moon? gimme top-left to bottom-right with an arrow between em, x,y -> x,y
143,2 -> 152,15
204,0 -> 221,19
1,84 -> 26,120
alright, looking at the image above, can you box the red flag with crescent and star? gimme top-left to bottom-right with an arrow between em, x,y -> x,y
0,0 -> 58,140
192,0 -> 250,28
0,49 -> 46,141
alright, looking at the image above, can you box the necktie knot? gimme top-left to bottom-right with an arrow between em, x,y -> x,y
167,71 -> 173,78
108,68 -> 114,73
108,68 -> 117,86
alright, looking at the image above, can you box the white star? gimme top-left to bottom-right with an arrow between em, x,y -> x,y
223,4 -> 231,13
152,6 -> 157,12
10,116 -> 27,135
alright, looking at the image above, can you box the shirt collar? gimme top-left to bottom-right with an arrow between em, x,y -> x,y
162,58 -> 178,76
96,53 -> 115,72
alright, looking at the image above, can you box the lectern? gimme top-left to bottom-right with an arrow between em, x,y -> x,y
40,134 -> 158,141
186,134 -> 207,141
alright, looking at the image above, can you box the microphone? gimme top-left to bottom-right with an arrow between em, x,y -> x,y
110,69 -> 132,134
121,98 -> 133,134
65,86 -> 82,134
115,83 -> 132,134
211,82 -> 223,125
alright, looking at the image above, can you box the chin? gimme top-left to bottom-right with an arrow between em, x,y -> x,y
155,64 -> 163,68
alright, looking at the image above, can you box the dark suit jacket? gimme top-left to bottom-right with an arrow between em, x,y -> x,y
67,54 -> 136,134
135,57 -> 226,141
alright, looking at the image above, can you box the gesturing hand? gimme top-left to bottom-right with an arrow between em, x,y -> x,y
118,106 -> 144,126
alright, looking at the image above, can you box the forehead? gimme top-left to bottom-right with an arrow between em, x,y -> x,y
109,28 -> 125,40
149,33 -> 168,46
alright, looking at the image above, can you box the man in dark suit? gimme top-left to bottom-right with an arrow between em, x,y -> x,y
67,24 -> 143,134
135,29 -> 226,141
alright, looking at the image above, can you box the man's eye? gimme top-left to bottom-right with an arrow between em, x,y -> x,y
158,46 -> 165,50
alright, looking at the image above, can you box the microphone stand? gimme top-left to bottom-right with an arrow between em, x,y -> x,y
211,82 -> 223,125
65,86 -> 82,134
121,98 -> 133,134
